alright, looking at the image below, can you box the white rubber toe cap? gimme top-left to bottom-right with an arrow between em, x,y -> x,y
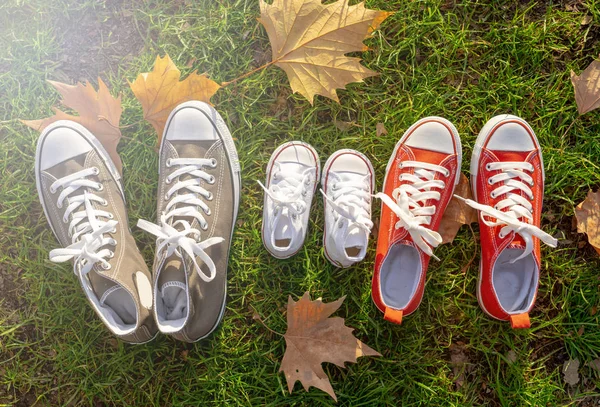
485,117 -> 536,152
404,118 -> 457,154
165,102 -> 218,141
39,122 -> 94,170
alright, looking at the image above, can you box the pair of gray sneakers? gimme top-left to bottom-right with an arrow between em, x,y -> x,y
35,101 -> 240,343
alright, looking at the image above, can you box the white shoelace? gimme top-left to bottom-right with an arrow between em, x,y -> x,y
375,161 -> 449,259
455,161 -> 557,262
320,176 -> 373,233
48,167 -> 117,275
257,164 -> 313,227
137,158 -> 224,283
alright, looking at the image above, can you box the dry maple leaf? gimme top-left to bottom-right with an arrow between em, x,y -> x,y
129,54 -> 221,142
258,0 -> 392,104
571,57 -> 600,115
280,292 -> 380,401
22,78 -> 124,173
438,173 -> 478,244
574,189 -> 600,255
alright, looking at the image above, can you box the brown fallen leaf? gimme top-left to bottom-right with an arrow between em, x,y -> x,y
438,173 -> 478,244
376,122 -> 388,137
280,292 -> 380,401
571,57 -> 600,115
258,0 -> 392,104
333,119 -> 355,132
129,54 -> 220,143
574,190 -> 600,255
22,78 -> 124,173
563,358 -> 580,386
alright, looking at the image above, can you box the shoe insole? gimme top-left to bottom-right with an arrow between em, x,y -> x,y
380,244 -> 421,310
157,255 -> 189,322
493,248 -> 537,313
89,271 -> 136,326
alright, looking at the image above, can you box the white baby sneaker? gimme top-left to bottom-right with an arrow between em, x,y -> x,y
321,149 -> 374,267
259,141 -> 320,259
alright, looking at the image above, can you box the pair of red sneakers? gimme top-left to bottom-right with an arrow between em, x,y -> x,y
372,115 -> 557,329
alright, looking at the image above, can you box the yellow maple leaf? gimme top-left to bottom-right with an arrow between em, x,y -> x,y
21,78 -> 124,174
258,0 -> 392,104
129,54 -> 221,142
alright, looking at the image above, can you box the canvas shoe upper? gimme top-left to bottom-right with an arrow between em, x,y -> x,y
321,149 -> 374,268
137,101 -> 240,342
35,121 -> 157,344
372,117 -> 462,325
459,115 -> 557,329
259,141 -> 320,259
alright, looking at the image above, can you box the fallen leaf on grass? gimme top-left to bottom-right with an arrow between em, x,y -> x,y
563,358 -> 580,386
376,122 -> 388,137
571,57 -> 600,115
333,119 -> 356,132
129,54 -> 220,143
574,190 -> 600,255
258,0 -> 392,104
280,292 -> 380,401
588,358 -> 600,372
22,78 -> 124,173
438,173 -> 478,244
449,342 -> 473,389
506,350 -> 517,364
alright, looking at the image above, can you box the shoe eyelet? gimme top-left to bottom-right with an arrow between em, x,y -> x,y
97,183 -> 104,191
57,201 -> 63,209
166,159 -> 172,168
332,184 -> 338,191
398,162 -> 404,169
111,228 -> 117,234
201,222 -> 208,231
63,216 -> 68,223
165,177 -> 172,185
485,163 -> 492,171
50,186 -> 57,194
210,158 -> 217,168
445,170 -> 450,177
208,175 -> 215,184
102,199 -> 108,206
102,263 -> 111,270
164,193 -> 170,201
108,251 -> 115,259
488,178 -> 493,185
490,192 -> 496,199
206,192 -> 213,201
108,213 -> 114,219
92,167 -> 100,175
205,207 -> 211,216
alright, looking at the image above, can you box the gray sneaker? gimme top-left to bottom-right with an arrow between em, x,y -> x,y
35,121 -> 158,344
137,101 -> 241,342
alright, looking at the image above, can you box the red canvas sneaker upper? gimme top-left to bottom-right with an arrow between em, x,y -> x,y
460,115 -> 557,328
372,117 -> 462,324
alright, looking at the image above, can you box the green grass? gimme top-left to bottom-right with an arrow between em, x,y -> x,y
2,0 -> 600,405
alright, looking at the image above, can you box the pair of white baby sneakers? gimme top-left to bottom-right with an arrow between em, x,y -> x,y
259,142 -> 375,268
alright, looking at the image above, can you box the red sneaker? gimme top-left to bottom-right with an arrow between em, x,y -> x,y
458,115 -> 557,329
372,117 -> 462,324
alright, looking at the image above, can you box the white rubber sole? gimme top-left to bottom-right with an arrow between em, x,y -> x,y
321,149 -> 375,268
470,114 -> 544,321
261,141 -> 321,260
158,101 -> 241,341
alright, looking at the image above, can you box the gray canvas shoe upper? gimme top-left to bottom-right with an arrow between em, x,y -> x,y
35,121 -> 157,344
137,101 -> 240,342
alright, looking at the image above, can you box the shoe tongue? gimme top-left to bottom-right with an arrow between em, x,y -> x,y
44,153 -> 89,179
343,225 -> 367,258
332,170 -> 365,183
167,141 -> 216,230
406,146 -> 449,165
488,150 -> 534,249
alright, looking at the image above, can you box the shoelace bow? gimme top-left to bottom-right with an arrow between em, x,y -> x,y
137,158 -> 224,283
257,164 -> 312,225
320,176 -> 373,233
375,161 -> 449,260
48,167 -> 117,275
455,161 -> 557,263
